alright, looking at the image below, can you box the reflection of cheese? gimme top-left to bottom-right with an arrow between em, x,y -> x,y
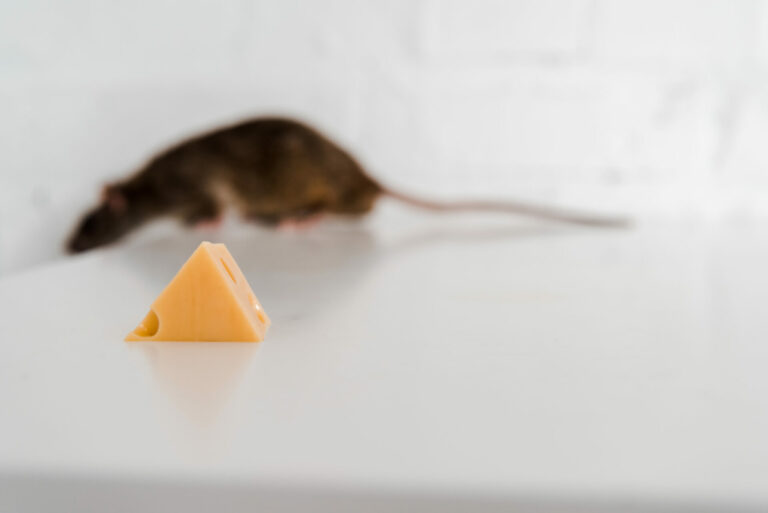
125,242 -> 270,342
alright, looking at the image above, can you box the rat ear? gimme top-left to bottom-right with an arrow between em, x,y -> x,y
102,185 -> 126,213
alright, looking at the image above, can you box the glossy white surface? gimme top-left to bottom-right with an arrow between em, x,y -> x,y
1,210 -> 768,512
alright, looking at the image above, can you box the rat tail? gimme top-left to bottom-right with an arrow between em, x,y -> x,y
380,186 -> 630,228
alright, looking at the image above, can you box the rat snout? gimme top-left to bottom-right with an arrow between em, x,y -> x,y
67,215 -> 100,253
67,235 -> 86,253
66,206 -> 120,253
67,230 -> 94,253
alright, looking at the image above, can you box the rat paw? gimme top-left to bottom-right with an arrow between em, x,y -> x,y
194,217 -> 223,230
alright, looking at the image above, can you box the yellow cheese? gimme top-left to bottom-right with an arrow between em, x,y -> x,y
125,241 -> 270,342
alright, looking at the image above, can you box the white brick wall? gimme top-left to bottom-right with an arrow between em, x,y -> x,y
2,0 -> 768,275
424,0 -> 593,60
593,1 -> 757,65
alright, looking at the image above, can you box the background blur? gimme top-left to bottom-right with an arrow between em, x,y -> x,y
3,0 -> 768,275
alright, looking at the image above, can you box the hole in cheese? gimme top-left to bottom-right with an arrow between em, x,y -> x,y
248,291 -> 267,323
132,309 -> 159,337
221,258 -> 236,283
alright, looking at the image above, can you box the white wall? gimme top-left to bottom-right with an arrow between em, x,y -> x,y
2,0 -> 768,275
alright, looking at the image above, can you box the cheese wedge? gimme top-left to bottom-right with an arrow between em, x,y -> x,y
125,241 -> 270,342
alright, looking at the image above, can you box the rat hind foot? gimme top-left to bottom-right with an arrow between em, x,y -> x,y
277,213 -> 325,231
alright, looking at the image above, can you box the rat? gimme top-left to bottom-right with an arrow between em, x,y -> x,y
67,116 -> 627,253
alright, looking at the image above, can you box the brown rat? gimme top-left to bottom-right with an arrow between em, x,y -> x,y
67,117 -> 626,253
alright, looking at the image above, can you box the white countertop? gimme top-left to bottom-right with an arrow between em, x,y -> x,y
1,210 -> 767,512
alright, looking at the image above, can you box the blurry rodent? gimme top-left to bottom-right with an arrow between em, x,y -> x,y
67,117 -> 627,253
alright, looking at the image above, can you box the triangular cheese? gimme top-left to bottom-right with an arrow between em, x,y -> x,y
125,241 -> 270,342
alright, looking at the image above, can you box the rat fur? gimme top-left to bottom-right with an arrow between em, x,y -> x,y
67,117 -> 626,253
